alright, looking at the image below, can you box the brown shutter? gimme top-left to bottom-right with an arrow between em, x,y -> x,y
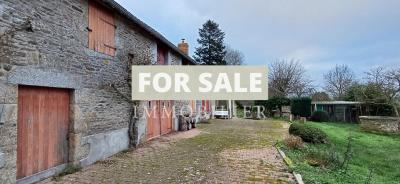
88,0 -> 116,56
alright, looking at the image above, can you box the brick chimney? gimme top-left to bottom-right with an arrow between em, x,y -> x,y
178,39 -> 189,55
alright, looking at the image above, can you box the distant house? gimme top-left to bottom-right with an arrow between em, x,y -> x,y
311,101 -> 363,123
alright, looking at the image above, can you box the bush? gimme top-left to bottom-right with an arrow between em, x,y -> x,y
291,97 -> 312,117
305,147 -> 342,169
364,102 -> 394,116
311,110 -> 330,122
289,123 -> 328,143
284,135 -> 304,149
236,107 -> 244,118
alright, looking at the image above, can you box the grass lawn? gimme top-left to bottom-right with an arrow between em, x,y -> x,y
283,122 -> 400,184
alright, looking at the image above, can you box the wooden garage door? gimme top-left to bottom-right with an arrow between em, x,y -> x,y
146,46 -> 173,140
160,101 -> 173,135
17,86 -> 70,179
147,100 -> 173,140
147,100 -> 161,140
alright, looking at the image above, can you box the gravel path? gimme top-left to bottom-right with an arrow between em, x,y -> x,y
40,119 -> 295,184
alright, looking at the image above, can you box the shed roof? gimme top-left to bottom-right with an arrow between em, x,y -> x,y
97,0 -> 197,65
312,101 -> 364,105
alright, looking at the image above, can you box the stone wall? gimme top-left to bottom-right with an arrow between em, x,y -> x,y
360,116 -> 400,134
168,51 -> 182,65
0,0 -> 181,182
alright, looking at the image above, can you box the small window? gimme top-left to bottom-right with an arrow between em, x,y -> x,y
88,0 -> 116,56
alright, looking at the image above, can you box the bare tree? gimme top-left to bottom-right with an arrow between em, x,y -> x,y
387,68 -> 400,98
365,67 -> 386,86
390,68 -> 400,116
365,67 -> 399,101
269,59 -> 312,97
292,78 -> 315,97
324,65 -> 354,100
224,46 -> 244,65
312,91 -> 331,101
365,67 -> 400,116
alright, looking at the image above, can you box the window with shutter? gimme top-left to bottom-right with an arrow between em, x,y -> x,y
88,0 -> 116,56
157,46 -> 167,65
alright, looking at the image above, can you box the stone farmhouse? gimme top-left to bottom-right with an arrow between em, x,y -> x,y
0,0 -> 212,183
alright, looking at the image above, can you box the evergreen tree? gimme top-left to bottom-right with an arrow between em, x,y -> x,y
194,20 -> 226,65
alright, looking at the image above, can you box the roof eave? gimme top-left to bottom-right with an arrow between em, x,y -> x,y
311,101 -> 364,105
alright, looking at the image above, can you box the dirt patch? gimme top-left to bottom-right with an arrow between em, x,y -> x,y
164,128 -> 202,140
133,129 -> 202,155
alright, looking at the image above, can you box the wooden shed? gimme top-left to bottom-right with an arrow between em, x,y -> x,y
311,101 -> 363,123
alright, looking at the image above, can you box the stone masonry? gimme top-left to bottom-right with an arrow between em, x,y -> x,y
0,0 -> 192,183
360,116 -> 400,134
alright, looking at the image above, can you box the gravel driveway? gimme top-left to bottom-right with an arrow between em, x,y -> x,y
40,119 -> 295,184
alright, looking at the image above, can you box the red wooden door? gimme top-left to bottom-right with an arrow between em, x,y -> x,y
147,100 -> 173,140
17,86 -> 70,179
202,100 -> 210,112
160,101 -> 173,135
147,101 -> 161,140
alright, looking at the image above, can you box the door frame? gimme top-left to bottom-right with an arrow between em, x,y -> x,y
16,85 -> 73,183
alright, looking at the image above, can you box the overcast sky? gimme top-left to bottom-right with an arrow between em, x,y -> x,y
115,0 -> 400,88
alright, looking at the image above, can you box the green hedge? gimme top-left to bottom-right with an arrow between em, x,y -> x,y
311,110 -> 330,122
364,103 -> 394,116
255,97 -> 290,116
289,123 -> 327,143
291,97 -> 312,117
